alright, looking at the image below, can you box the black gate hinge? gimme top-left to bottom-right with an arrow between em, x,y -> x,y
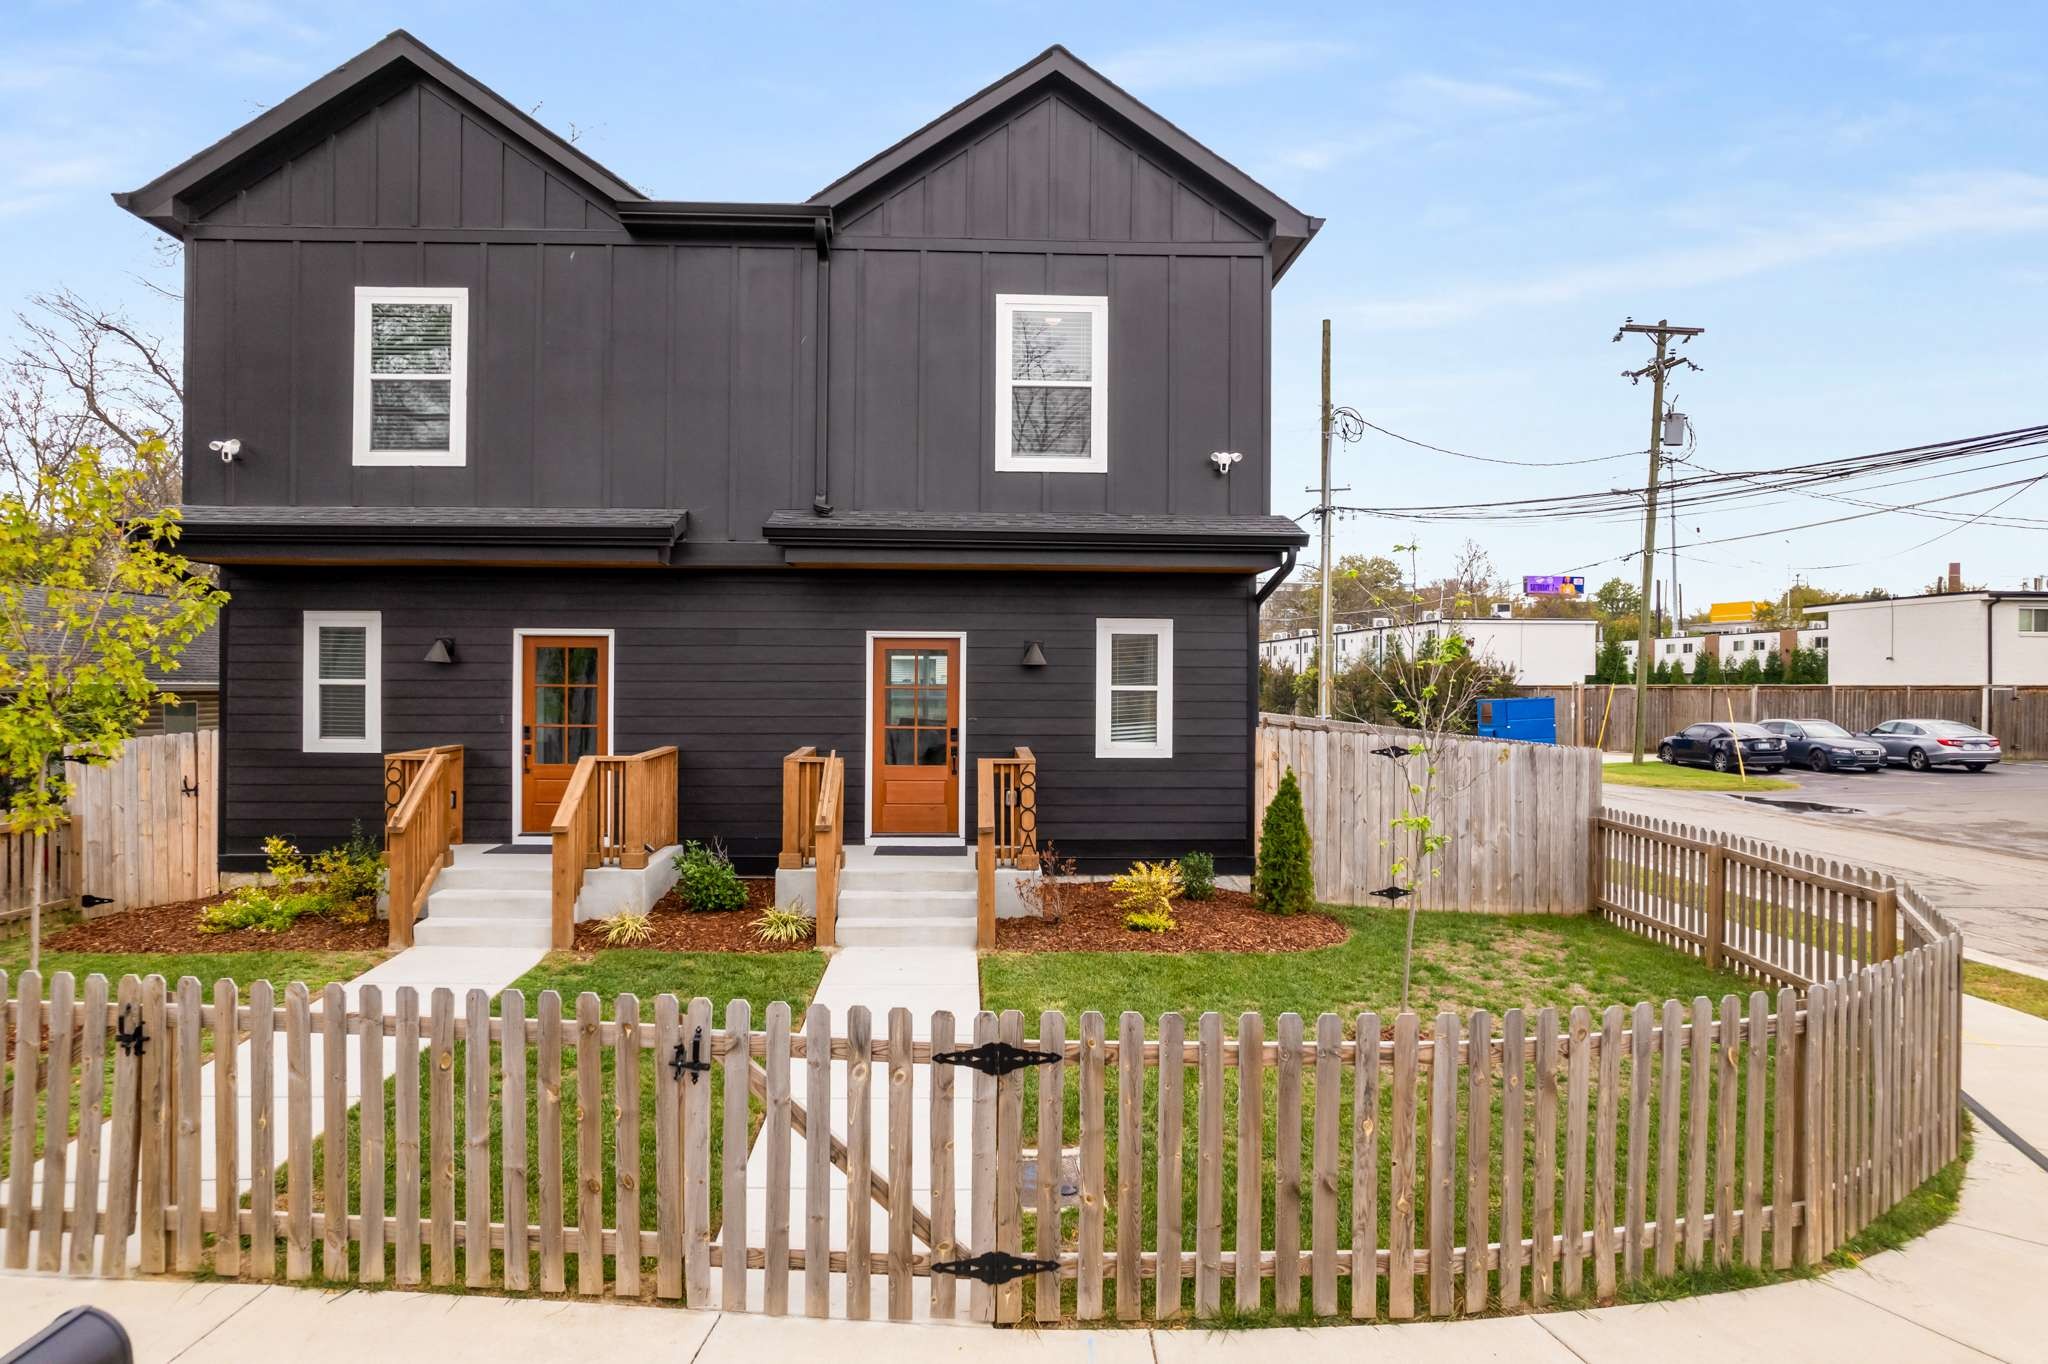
115,1004 -> 148,1058
931,1249 -> 1059,1285
931,1039 -> 1061,1077
81,894 -> 114,909
670,1026 -> 711,1085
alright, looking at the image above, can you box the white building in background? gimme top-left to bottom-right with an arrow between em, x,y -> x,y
1618,625 -> 1829,670
1806,587 -> 2048,685
1260,617 -> 1598,685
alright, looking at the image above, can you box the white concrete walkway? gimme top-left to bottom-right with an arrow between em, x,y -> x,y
736,942 -> 983,1318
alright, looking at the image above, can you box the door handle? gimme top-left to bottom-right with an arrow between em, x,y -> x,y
522,725 -> 532,773
949,727 -> 959,775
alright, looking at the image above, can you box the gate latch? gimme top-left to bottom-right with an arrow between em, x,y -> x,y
931,1040 -> 1061,1077
115,1004 -> 149,1058
931,1249 -> 1059,1285
670,1026 -> 711,1085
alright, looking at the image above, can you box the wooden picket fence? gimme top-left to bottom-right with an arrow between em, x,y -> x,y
0,832 -> 1963,1325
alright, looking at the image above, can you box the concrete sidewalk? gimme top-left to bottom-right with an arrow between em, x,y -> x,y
6,996 -> 2043,1363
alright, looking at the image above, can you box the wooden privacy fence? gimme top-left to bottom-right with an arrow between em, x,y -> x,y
1257,713 -> 1602,914
64,729 -> 219,913
1518,684 -> 2046,757
0,822 -> 75,928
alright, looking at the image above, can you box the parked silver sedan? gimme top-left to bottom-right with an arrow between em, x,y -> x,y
1862,718 -> 2003,772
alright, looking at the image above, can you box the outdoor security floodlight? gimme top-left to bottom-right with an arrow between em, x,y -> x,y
208,438 -> 241,463
1209,450 -> 1243,475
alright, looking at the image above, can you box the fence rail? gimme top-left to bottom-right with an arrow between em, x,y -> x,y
383,746 -> 463,949
1519,684 -> 2048,757
0,822 -> 74,928
1258,714 -> 1602,914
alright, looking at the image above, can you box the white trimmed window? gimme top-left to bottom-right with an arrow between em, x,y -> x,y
2020,608 -> 2048,633
1095,618 -> 1173,758
995,293 -> 1108,474
353,286 -> 468,466
302,611 -> 382,753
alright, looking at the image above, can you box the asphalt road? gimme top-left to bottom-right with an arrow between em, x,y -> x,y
1603,760 -> 2048,969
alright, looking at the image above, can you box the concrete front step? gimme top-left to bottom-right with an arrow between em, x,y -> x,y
834,916 -> 977,948
836,865 -> 977,894
835,888 -> 976,922
432,864 -> 555,893
414,915 -> 553,948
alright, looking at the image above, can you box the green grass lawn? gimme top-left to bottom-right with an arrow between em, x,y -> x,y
1963,961 -> 2048,1021
1601,761 -> 1796,792
507,949 -> 826,1018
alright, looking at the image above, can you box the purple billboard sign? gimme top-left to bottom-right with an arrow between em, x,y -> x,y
1523,575 -> 1586,597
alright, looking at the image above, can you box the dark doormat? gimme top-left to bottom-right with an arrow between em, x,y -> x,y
873,845 -> 968,857
484,843 -> 552,854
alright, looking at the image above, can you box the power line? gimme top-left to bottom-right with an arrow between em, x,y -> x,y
1355,418 -> 1645,468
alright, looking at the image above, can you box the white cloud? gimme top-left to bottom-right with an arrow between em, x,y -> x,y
1392,73 -> 1551,112
1355,171 -> 2048,330
1099,32 -> 1350,94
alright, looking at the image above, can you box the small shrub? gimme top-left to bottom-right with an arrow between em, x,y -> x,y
1112,859 -> 1183,932
1254,768 -> 1316,916
672,839 -> 746,912
601,911 -> 654,947
752,902 -> 815,945
311,820 -> 385,920
199,887 -> 325,934
200,828 -> 385,934
1177,850 -> 1216,902
1017,842 -> 1079,921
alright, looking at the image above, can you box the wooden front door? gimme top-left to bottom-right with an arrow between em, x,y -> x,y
520,635 -> 610,834
870,638 -> 961,836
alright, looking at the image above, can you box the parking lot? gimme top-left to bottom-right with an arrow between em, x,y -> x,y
1603,758 -> 2048,969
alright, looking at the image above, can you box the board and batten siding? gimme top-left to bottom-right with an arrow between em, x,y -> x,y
218,567 -> 1255,870
180,72 -> 1274,530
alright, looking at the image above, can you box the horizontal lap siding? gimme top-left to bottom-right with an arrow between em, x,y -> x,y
219,567 -> 1253,870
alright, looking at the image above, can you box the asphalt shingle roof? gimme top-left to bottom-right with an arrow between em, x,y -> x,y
4,584 -> 219,687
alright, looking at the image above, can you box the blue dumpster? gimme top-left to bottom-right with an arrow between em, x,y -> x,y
1475,696 -> 1556,744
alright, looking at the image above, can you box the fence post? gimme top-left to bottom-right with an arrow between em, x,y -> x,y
1704,839 -> 1727,970
1585,817 -> 1604,913
1875,885 -> 1899,961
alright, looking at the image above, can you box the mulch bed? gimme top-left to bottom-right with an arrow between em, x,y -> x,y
994,882 -> 1350,953
567,878 -> 809,953
41,894 -> 391,954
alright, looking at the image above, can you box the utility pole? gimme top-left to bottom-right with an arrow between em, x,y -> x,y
1317,319 -> 1334,719
1615,318 -> 1704,764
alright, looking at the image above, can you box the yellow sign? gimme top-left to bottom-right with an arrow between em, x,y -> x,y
1707,601 -> 1768,625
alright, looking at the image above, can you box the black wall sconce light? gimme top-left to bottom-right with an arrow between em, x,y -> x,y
423,637 -> 457,665
1020,641 -> 1047,668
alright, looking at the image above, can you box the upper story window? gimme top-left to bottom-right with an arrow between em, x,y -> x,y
995,294 -> 1108,474
2021,608 -> 2048,633
354,287 -> 468,467
302,610 -> 381,753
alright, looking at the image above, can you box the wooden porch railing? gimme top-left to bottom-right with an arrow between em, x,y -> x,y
549,747 -> 680,949
382,745 -> 464,949
778,747 -> 845,947
975,747 -> 1039,949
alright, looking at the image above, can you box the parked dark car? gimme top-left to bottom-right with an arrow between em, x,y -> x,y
1863,719 -> 2002,772
1757,719 -> 1888,772
1657,722 -> 1788,773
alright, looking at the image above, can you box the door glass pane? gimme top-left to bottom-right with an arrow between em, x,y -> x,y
919,652 -> 948,684
535,648 -> 565,684
537,689 -> 564,724
917,730 -> 948,766
536,727 -> 564,764
568,688 -> 597,725
566,727 -> 596,762
885,730 -> 914,764
568,648 -> 599,684
1109,691 -> 1159,745
886,689 -> 916,724
887,652 -> 916,684
916,690 -> 948,722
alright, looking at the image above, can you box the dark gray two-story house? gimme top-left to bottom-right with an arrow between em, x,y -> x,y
118,32 -> 1317,879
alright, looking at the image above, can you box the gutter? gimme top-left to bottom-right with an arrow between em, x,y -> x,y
1254,546 -> 1299,605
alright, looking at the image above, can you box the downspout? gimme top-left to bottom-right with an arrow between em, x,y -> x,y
1984,594 -> 1996,730
811,214 -> 834,516
1248,546 -> 1300,863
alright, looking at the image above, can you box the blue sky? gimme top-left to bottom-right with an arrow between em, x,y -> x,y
4,1 -> 2044,603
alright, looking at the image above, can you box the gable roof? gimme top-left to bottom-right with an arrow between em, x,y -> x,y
806,45 -> 1321,275
114,29 -> 645,233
